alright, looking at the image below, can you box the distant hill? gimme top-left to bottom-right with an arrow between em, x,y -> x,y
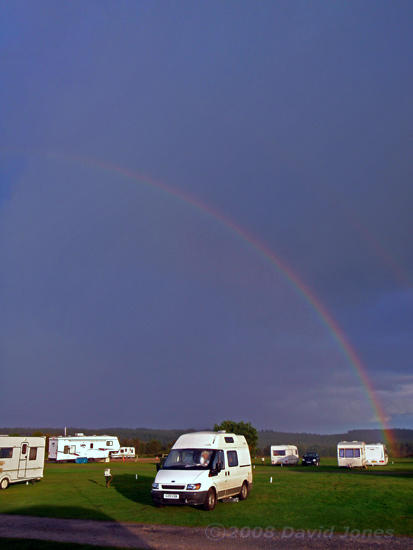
1,426 -> 412,457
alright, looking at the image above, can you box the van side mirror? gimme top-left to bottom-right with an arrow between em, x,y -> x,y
209,462 -> 222,477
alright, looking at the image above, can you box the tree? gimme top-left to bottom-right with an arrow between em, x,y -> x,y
214,420 -> 258,457
146,439 -> 163,456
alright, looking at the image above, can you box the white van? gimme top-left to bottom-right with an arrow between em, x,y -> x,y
151,431 -> 253,511
0,435 -> 46,490
365,443 -> 388,466
270,445 -> 299,465
337,441 -> 367,468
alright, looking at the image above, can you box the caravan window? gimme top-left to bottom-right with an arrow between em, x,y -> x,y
273,450 -> 286,456
0,448 -> 13,459
106,441 -> 113,446
29,447 -> 38,460
90,443 -> 94,449
342,448 -> 361,458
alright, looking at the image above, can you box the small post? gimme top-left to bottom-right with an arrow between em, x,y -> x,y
270,477 -> 273,483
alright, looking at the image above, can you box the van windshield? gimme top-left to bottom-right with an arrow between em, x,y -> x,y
163,449 -> 213,470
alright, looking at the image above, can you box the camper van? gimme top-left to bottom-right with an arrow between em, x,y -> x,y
151,431 -> 253,511
110,446 -> 136,459
337,441 -> 367,468
0,435 -> 46,489
48,433 -> 120,462
270,445 -> 299,465
365,443 -> 388,466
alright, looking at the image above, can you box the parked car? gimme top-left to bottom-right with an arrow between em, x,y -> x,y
302,452 -> 320,466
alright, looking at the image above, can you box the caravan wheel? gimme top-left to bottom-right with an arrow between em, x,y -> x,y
0,478 -> 9,490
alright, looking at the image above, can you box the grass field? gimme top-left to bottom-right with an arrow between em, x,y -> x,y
0,458 -> 412,537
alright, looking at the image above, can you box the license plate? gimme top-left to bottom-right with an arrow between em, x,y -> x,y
164,493 -> 179,499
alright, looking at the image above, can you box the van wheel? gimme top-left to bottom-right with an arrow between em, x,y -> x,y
204,488 -> 217,511
239,481 -> 249,500
0,478 -> 9,490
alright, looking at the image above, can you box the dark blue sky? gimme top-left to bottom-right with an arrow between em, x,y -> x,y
1,1 -> 412,433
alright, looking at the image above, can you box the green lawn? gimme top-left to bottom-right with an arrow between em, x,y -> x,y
0,458 -> 412,536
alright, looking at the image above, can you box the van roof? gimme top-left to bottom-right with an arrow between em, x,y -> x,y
172,431 -> 247,449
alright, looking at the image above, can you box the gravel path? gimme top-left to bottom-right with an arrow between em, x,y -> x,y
0,515 -> 412,550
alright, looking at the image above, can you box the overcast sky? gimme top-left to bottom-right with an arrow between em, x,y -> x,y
1,1 -> 412,434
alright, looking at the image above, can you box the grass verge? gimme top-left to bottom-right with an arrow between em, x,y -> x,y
0,458 -> 411,536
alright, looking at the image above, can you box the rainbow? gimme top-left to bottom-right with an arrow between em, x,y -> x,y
36,151 -> 396,448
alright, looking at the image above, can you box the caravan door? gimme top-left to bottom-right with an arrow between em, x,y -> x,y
18,443 -> 29,478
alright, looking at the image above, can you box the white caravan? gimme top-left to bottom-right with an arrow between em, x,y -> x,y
110,447 -> 136,459
151,431 -> 253,511
270,445 -> 299,465
365,443 -> 388,466
337,441 -> 367,468
0,435 -> 46,490
48,433 -> 120,462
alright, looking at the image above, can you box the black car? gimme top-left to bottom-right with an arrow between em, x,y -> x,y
302,452 -> 320,466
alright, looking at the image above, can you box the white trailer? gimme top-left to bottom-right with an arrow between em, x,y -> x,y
0,435 -> 46,490
110,446 -> 136,459
365,443 -> 388,466
270,445 -> 299,465
337,441 -> 367,468
48,433 -> 120,462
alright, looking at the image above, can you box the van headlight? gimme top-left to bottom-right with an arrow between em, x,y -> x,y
187,483 -> 201,490
152,483 -> 159,489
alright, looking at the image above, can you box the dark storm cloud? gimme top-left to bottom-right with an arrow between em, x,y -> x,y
0,1 -> 412,432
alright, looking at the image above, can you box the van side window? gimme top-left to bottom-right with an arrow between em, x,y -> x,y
224,437 -> 234,443
227,450 -> 238,467
29,447 -> 38,460
0,448 -> 13,459
212,450 -> 225,470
